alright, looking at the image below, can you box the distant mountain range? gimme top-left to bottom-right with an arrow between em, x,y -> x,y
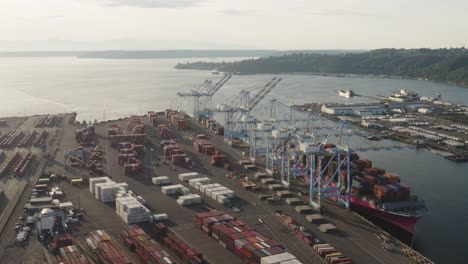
0,49 -> 364,59
175,48 -> 468,87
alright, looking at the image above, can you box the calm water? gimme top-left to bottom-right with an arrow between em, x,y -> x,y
1,57 -> 468,262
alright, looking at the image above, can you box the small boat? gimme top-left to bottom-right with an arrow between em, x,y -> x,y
338,90 -> 355,98
212,71 -> 220,75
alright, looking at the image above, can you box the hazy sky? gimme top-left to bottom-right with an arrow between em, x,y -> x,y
1,0 -> 467,50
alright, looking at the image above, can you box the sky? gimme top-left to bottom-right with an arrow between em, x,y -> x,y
0,0 -> 467,51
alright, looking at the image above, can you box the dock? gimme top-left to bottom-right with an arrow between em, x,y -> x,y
0,112 -> 435,264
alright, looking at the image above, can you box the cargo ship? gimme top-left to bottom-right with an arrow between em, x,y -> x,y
337,90 -> 355,98
322,149 -> 427,235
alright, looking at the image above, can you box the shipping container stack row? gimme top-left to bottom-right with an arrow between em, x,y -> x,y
0,129 -> 24,148
89,147 -> 104,175
312,244 -> 352,264
322,148 -> 412,204
148,111 -> 161,127
35,115 -> 61,127
34,130 -> 49,147
13,151 -> 35,177
185,174 -> 236,206
50,233 -> 74,255
0,151 -> 20,177
193,134 -> 226,168
157,124 -> 175,140
89,176 -> 129,203
50,234 -> 91,264
86,230 -> 132,264
75,125 -> 95,146
153,223 -> 205,264
122,225 -> 177,264
194,211 -> 303,264
200,117 -> 224,136
161,140 -> 194,168
117,142 -> 143,176
166,110 -> 190,130
276,212 -> 352,264
116,192 -> 151,224
128,116 -> 144,134
18,130 -> 37,147
55,245 -> 90,264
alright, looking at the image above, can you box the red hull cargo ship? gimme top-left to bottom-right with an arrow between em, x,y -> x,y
321,148 -> 427,236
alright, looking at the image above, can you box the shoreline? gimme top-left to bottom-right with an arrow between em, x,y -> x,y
175,67 -> 468,89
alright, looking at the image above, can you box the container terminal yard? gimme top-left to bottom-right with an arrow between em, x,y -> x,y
0,79 -> 436,264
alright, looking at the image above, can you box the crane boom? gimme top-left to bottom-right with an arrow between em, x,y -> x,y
249,78 -> 282,111
209,74 -> 232,96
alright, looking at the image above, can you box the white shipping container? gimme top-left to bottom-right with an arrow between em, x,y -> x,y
188,177 -> 210,187
212,189 -> 235,199
199,183 -> 221,193
153,214 -> 168,221
89,177 -> 111,194
206,186 -> 227,196
217,195 -> 228,204
152,176 -> 171,185
178,172 -> 200,181
261,253 -> 297,264
180,187 -> 190,195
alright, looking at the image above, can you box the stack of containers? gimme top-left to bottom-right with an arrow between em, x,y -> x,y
161,184 -> 190,196
121,225 -> 177,264
158,124 -> 174,139
202,144 -> 215,156
148,111 -> 160,127
0,151 -> 20,177
128,115 -> 144,134
116,196 -> 151,224
177,194 -> 202,205
188,177 -> 211,188
13,151 -> 34,177
95,182 -> 129,203
201,183 -> 235,205
167,112 -> 189,130
0,130 -> 23,148
210,154 -> 225,167
89,177 -> 111,194
195,211 -> 298,264
18,130 -> 36,147
49,233 -> 74,255
198,183 -> 222,193
153,223 -> 204,264
91,176 -> 128,203
178,172 -> 201,182
55,245 -> 90,264
313,244 -> 351,264
194,139 -> 211,153
152,176 -> 171,185
383,173 -> 401,184
33,130 -> 48,147
86,230 -> 131,264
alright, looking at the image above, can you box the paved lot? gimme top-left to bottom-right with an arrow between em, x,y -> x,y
0,113 -> 425,264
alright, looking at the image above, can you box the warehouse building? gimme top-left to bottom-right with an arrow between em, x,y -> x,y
321,104 -> 387,116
